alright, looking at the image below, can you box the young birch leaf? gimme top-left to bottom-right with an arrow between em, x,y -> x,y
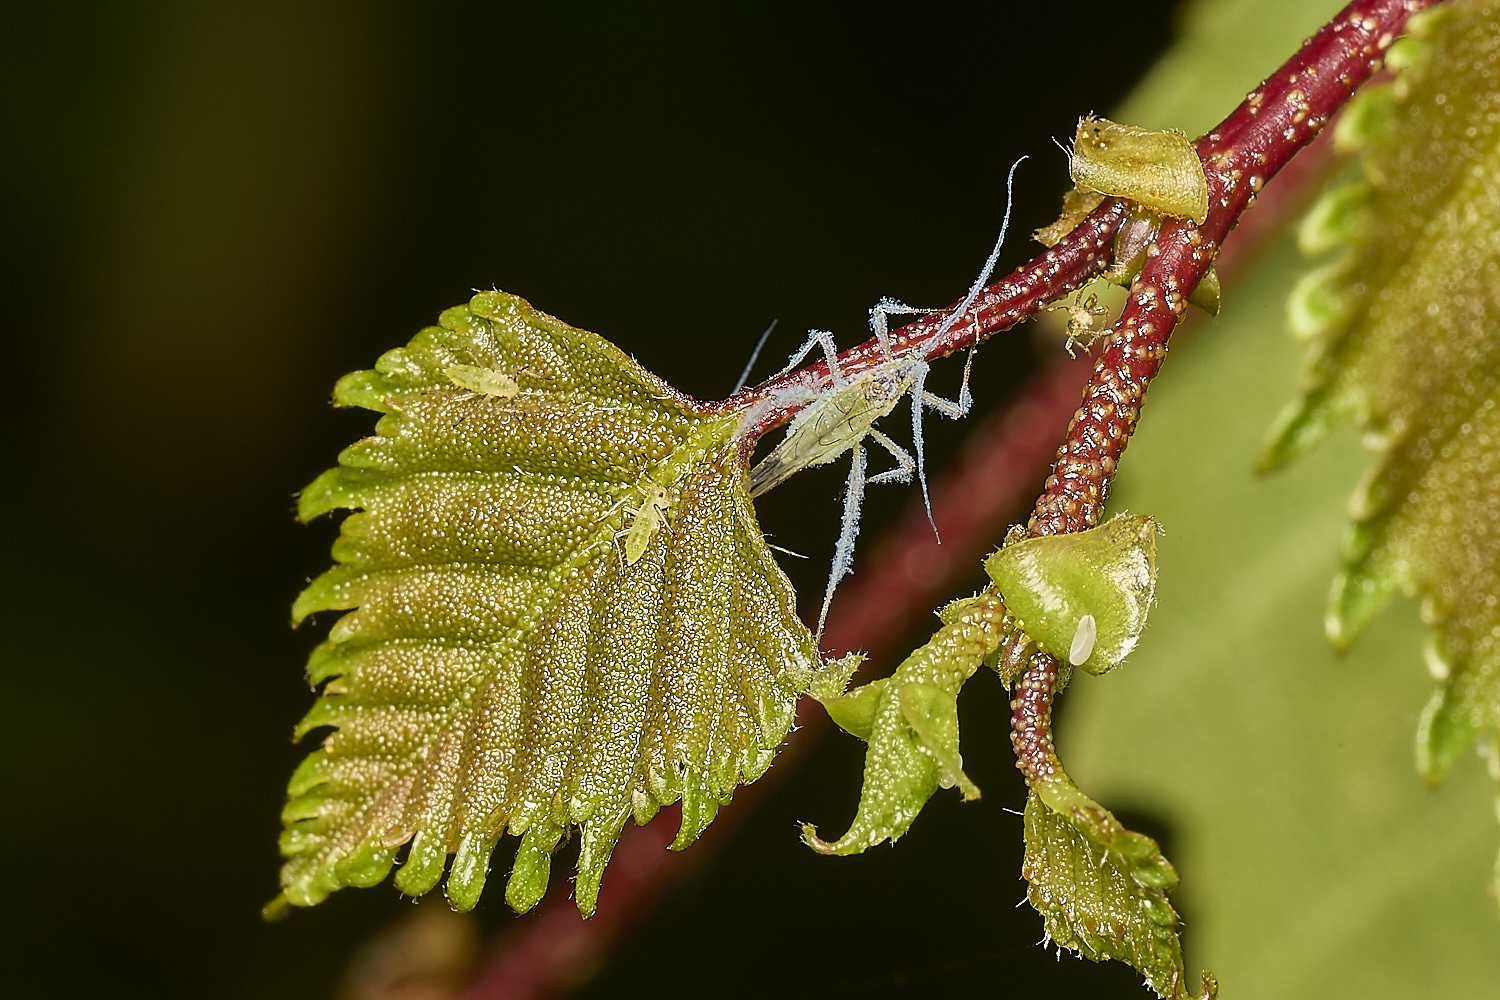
983,514 -> 1207,997
801,592 -> 1007,854
1023,790 -> 1215,1000
1263,1 -> 1500,834
276,290 -> 817,917
986,514 -> 1160,676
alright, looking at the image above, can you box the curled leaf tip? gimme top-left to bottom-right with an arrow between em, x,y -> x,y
805,592 -> 1008,855
986,513 -> 1160,677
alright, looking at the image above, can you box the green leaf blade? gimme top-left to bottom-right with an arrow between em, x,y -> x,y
1023,790 -> 1212,1000
1268,2 -> 1500,846
276,290 -> 817,917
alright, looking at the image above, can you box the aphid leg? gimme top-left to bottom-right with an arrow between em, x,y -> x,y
610,514 -> 637,569
904,351 -> 974,542
867,297 -> 933,360
907,362 -> 937,540
775,328 -> 845,386
865,429 -> 914,485
955,347 -> 977,414
732,318 -> 778,394
816,442 -> 869,642
919,381 -> 973,420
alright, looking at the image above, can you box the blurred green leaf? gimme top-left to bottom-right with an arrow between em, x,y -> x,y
1062,229 -> 1500,996
1262,0 -> 1500,864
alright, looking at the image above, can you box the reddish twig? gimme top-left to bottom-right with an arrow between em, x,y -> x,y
464,806 -> 683,1000
1010,0 -> 1437,785
468,1 -> 1436,992
725,199 -> 1130,448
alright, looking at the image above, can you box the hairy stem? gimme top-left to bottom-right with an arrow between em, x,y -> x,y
1011,0 -> 1440,785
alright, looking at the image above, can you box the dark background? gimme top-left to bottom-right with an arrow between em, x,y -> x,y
1,2 -> 1184,996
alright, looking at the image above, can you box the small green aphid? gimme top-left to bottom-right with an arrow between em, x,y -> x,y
616,479 -> 676,566
445,363 -> 520,399
748,336 -> 971,640
749,352 -> 930,497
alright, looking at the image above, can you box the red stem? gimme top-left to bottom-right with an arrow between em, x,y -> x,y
725,198 -> 1130,448
1010,0 -> 1436,785
467,0 -> 1439,991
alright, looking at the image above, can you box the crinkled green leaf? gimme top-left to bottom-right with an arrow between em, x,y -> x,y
986,514 -> 1160,675
275,290 -> 816,917
1023,789 -> 1215,1000
807,514 -> 1193,992
1263,3 -> 1500,807
1063,229 -> 1500,997
980,516 -> 1203,998
800,592 -> 1006,855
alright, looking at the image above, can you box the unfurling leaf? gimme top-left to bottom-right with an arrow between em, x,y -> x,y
986,514 -> 1160,676
807,515 -> 1161,853
1262,0 -> 1500,880
801,592 -> 1005,854
1023,790 -> 1216,1000
1069,116 -> 1209,225
275,290 -> 816,917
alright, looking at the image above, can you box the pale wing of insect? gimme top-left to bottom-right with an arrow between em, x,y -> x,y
748,363 -> 922,498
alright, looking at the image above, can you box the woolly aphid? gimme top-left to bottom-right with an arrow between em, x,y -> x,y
746,157 -> 1027,641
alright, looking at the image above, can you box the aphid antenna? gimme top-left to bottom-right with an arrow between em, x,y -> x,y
905,154 -> 1027,541
732,318 -> 779,394
1050,135 -> 1073,161
929,154 -> 1027,346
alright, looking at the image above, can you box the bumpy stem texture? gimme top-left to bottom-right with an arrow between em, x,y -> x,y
469,1 -> 1440,988
730,199 -> 1131,445
1012,0 -> 1437,784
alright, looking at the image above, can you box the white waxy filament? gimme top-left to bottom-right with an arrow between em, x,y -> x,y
1069,614 -> 1098,667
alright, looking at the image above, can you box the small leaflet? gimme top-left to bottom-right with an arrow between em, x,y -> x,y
985,514 -> 1160,678
1022,789 -> 1216,1000
800,592 -> 1007,854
